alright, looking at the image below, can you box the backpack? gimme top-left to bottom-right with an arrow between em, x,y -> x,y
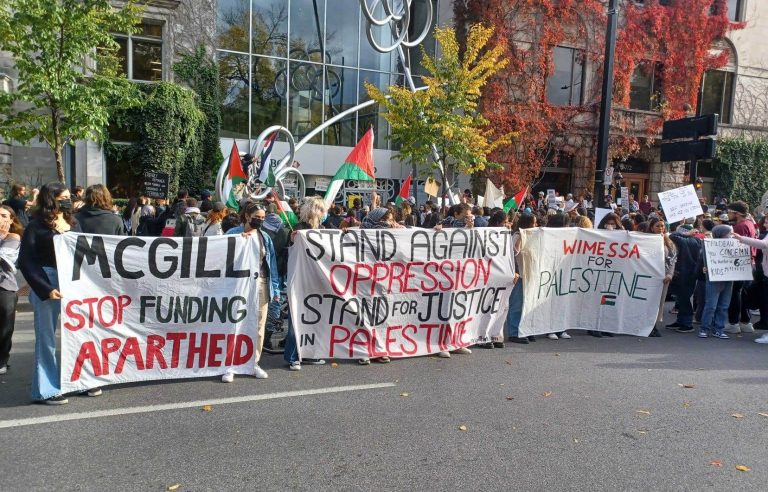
174,213 -> 204,237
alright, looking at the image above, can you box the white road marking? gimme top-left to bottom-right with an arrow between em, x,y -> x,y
0,382 -> 396,429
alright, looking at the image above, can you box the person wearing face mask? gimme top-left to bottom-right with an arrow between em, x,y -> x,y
222,202 -> 280,382
20,182 -> 85,404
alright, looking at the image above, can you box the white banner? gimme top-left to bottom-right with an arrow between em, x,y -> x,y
288,228 -> 515,359
519,228 -> 665,336
54,234 -> 261,393
657,184 -> 703,224
704,238 -> 753,281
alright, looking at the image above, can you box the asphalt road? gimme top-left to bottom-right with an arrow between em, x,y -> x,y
2,311 -> 768,491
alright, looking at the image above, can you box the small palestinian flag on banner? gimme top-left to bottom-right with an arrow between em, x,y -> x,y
395,175 -> 412,206
601,294 -> 617,306
224,141 -> 247,211
324,128 -> 376,208
503,188 -> 527,213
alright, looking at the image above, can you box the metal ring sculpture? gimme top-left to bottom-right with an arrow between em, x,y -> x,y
360,0 -> 432,53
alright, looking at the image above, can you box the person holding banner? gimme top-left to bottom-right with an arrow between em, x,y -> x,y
650,217 -> 676,337
697,225 -> 735,339
507,213 -> 535,344
222,202 -> 280,382
725,201 -> 756,335
19,182 -> 84,404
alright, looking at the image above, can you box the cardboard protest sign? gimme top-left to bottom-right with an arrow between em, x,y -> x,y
657,184 -> 703,224
54,234 -> 261,393
518,228 -> 665,337
288,228 -> 516,359
704,238 -> 753,281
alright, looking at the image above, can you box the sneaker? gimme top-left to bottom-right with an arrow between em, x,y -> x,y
560,332 -> 572,339
253,365 -> 269,379
358,358 -> 371,365
713,332 -> 730,339
302,359 -> 326,365
289,361 -> 301,371
749,309 -> 760,316
676,326 -> 695,333
547,333 -> 559,340
698,330 -> 708,338
87,388 -> 102,397
493,341 -> 505,348
453,347 -> 472,355
44,395 -> 69,405
508,337 -> 529,344
724,323 -> 741,334
375,356 -> 391,363
0,365 -> 6,375
478,342 -> 495,349
755,334 -> 768,344
221,372 -> 234,383
437,351 -> 451,358
740,322 -> 755,333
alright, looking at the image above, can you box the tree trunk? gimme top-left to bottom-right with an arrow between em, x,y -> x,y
51,109 -> 65,183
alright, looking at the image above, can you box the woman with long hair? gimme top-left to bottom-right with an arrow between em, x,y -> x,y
0,205 -> 23,375
75,184 -> 124,235
203,202 -> 228,236
650,216 -> 677,337
121,197 -> 139,235
19,182 -> 86,404
221,202 -> 280,382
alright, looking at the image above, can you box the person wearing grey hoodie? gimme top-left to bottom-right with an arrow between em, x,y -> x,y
698,224 -> 735,339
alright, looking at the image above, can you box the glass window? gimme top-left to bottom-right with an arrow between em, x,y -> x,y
324,0 -> 359,68
289,61 -> 324,143
546,46 -> 583,106
217,0 -> 249,53
114,21 -> 163,81
323,66 -> 358,147
728,0 -> 742,21
290,0 -> 325,59
700,70 -> 734,124
629,62 -> 663,111
219,52 -> 250,139
252,0 -> 288,57
106,150 -> 143,199
359,1 -> 392,71
358,70 -> 389,149
252,56 -> 288,135
407,0 -> 438,76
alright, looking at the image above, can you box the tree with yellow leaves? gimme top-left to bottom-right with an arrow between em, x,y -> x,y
366,24 -> 513,199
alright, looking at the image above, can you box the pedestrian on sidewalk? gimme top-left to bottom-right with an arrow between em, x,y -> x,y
698,225 -> 734,339
19,182 -> 84,405
0,205 -> 23,375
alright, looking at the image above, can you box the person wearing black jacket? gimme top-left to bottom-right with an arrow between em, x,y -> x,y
19,182 -> 85,405
667,225 -> 703,333
74,184 -> 124,236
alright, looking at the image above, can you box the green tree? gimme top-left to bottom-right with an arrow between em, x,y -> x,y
366,25 -> 513,197
0,0 -> 141,183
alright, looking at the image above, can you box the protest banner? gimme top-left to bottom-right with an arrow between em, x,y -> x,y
287,228 -> 516,359
704,238 -> 753,281
143,170 -> 169,200
657,184 -> 703,224
54,234 -> 261,393
518,228 -> 665,337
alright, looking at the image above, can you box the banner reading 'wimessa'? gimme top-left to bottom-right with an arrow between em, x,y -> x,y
518,228 -> 665,337
54,234 -> 261,393
288,228 -> 516,359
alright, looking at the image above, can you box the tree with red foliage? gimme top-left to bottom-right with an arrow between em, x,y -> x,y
454,0 -> 743,193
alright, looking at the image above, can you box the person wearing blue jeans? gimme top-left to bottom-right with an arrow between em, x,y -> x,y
506,279 -> 527,343
699,281 -> 734,338
29,268 -> 62,400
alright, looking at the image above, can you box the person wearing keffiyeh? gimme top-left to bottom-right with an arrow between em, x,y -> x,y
361,207 -> 403,230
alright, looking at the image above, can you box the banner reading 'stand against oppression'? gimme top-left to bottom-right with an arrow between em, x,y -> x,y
288,228 -> 516,359
54,234 -> 261,393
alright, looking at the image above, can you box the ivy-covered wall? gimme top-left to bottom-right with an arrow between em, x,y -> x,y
714,138 -> 768,210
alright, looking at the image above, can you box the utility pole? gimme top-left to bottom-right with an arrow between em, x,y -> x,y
594,0 -> 619,208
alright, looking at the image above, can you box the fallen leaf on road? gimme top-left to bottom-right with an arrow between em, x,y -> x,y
573,438 -> 579,443
732,413 -> 745,419
458,425 -> 467,431
505,360 -> 513,365
167,485 -> 181,491
678,384 -> 696,389
554,353 -> 560,357
758,412 -> 768,418
505,396 -> 515,401
637,429 -> 648,434
400,392 -> 409,397
636,410 -> 651,415
709,460 -> 722,467
543,391 -> 553,397
735,465 -> 751,472
201,405 -> 212,412
331,362 -> 338,368
683,402 -> 691,408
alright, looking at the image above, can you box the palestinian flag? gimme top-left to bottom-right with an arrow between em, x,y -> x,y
503,188 -> 527,213
323,128 -> 376,207
224,141 -> 247,211
395,175 -> 413,206
271,192 -> 298,229
257,132 -> 278,184
601,294 -> 617,306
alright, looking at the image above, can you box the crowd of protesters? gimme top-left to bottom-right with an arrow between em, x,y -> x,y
3,181 -> 768,405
